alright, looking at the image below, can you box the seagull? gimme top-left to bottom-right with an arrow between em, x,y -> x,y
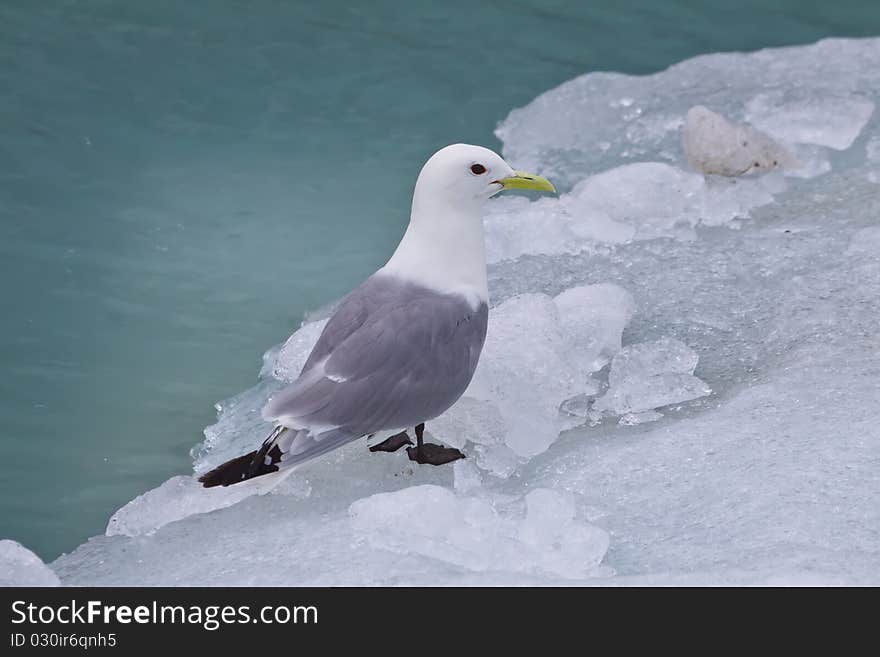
200,144 -> 555,487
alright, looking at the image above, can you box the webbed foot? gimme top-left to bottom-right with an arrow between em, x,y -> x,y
369,431 -> 413,453
406,443 -> 465,466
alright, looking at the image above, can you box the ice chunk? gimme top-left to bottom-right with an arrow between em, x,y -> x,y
486,155 -> 782,263
568,162 -> 778,240
106,474 -> 309,538
554,283 -> 635,372
470,443 -> 521,478
682,105 -> 797,176
596,373 -> 710,415
607,336 -> 698,386
594,338 -> 711,415
452,459 -> 482,493
745,92 -> 874,151
425,396 -> 504,452
432,285 -> 634,472
465,294 -> 582,459
271,319 -> 328,382
0,540 -> 60,587
484,195 -> 633,264
349,485 -> 609,580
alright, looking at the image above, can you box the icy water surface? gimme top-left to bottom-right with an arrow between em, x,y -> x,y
2,1 -> 880,560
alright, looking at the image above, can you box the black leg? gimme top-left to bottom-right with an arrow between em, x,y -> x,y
407,422 -> 465,466
369,430 -> 413,453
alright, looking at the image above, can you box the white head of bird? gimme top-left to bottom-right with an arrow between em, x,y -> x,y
382,143 -> 555,305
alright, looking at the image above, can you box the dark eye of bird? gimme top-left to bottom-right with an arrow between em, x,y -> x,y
470,163 -> 487,175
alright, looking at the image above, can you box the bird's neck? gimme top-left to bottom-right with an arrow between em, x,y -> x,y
381,196 -> 488,308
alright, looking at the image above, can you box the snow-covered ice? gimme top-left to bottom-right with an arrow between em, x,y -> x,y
867,136 -> 880,184
350,486 -> 609,580
0,540 -> 60,587
106,474 -> 311,538
497,38 -> 878,187
846,226 -> 880,257
22,37 -> 880,586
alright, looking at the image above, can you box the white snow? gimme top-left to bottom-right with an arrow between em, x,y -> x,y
30,37 -> 880,586
0,540 -> 60,587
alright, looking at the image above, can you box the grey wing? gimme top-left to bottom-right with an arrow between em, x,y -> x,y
263,294 -> 488,435
298,279 -> 377,374
298,273 -> 423,373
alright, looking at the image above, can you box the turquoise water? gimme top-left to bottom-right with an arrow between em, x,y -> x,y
2,1 -> 879,561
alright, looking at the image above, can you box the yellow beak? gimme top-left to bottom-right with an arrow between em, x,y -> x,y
497,170 -> 556,193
